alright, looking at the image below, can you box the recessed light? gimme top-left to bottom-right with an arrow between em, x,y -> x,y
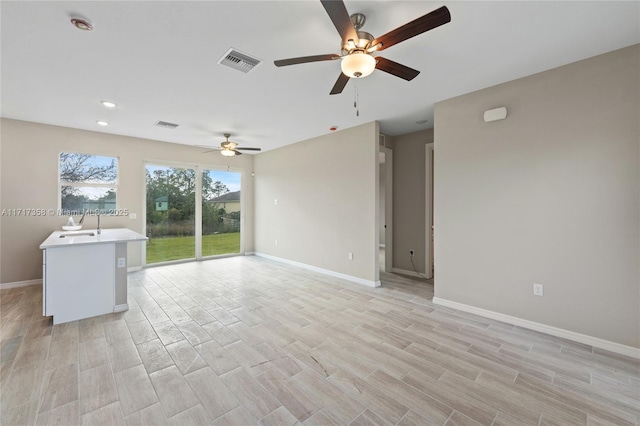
101,101 -> 117,108
96,121 -> 109,126
71,18 -> 93,31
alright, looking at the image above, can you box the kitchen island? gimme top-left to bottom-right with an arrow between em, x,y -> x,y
39,228 -> 147,324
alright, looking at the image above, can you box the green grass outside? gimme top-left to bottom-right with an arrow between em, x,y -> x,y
146,232 -> 240,264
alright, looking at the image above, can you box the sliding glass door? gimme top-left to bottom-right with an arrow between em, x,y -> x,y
145,164 -> 241,264
145,165 -> 196,264
202,169 -> 241,257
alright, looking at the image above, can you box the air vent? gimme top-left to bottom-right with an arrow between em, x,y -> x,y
155,121 -> 179,129
218,48 -> 261,73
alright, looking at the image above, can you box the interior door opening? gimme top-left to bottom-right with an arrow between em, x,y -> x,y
426,144 -> 434,280
379,147 -> 393,274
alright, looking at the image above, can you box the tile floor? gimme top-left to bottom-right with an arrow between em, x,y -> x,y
1,256 -> 639,425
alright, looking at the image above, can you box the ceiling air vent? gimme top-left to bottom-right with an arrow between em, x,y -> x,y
155,120 -> 179,129
218,48 -> 261,73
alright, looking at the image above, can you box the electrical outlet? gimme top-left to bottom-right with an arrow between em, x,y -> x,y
348,252 -> 353,260
117,258 -> 126,268
410,249 -> 414,257
533,283 -> 544,296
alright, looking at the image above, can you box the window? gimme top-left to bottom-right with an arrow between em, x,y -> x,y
59,152 -> 118,213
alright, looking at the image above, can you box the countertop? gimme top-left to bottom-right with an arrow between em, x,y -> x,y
40,228 -> 148,249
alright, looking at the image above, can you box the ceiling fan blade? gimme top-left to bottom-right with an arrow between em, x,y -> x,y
371,6 -> 450,52
330,72 -> 350,95
236,147 -> 262,151
320,0 -> 359,44
375,57 -> 420,81
274,54 -> 341,67
232,150 -> 243,156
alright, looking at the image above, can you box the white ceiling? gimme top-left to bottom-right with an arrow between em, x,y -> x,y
1,1 -> 638,153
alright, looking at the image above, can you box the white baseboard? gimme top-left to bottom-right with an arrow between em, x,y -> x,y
253,252 -> 380,288
114,304 -> 129,313
244,251 -> 255,255
0,279 -> 42,290
432,297 -> 640,360
127,266 -> 142,273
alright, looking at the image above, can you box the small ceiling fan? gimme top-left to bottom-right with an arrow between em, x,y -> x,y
274,1 -> 451,95
203,133 -> 262,157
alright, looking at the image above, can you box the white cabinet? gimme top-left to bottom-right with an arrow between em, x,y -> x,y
43,243 -> 115,325
40,228 -> 147,325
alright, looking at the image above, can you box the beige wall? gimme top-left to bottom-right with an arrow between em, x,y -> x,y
434,45 -> 640,348
254,122 -> 380,284
1,119 -> 254,284
392,128 -> 434,273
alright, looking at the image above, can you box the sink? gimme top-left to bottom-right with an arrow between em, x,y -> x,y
59,231 -> 96,238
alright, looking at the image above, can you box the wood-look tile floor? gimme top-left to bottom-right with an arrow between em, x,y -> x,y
1,256 -> 639,425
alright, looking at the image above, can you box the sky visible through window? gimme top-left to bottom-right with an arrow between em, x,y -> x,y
208,170 -> 240,192
146,166 -> 241,192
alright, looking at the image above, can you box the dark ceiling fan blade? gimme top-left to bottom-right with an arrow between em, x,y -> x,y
330,72 -> 350,95
375,57 -> 420,81
236,147 -> 261,151
232,150 -> 243,155
320,0 -> 359,44
371,6 -> 450,52
274,54 -> 341,67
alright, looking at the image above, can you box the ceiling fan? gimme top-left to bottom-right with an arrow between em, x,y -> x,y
274,1 -> 451,95
203,133 -> 262,157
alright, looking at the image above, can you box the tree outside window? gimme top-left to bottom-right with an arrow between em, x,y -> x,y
59,152 -> 118,213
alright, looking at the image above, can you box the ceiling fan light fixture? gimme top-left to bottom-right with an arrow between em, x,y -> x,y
367,43 -> 382,53
221,149 -> 235,157
341,52 -> 376,78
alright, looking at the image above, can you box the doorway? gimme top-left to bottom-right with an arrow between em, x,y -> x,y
425,143 -> 434,279
379,147 -> 393,273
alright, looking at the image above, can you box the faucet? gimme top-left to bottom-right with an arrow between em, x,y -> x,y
97,211 -> 101,235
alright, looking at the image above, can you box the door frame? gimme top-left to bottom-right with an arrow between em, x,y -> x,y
142,160 -> 245,266
425,143 -> 434,279
380,146 -> 393,273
